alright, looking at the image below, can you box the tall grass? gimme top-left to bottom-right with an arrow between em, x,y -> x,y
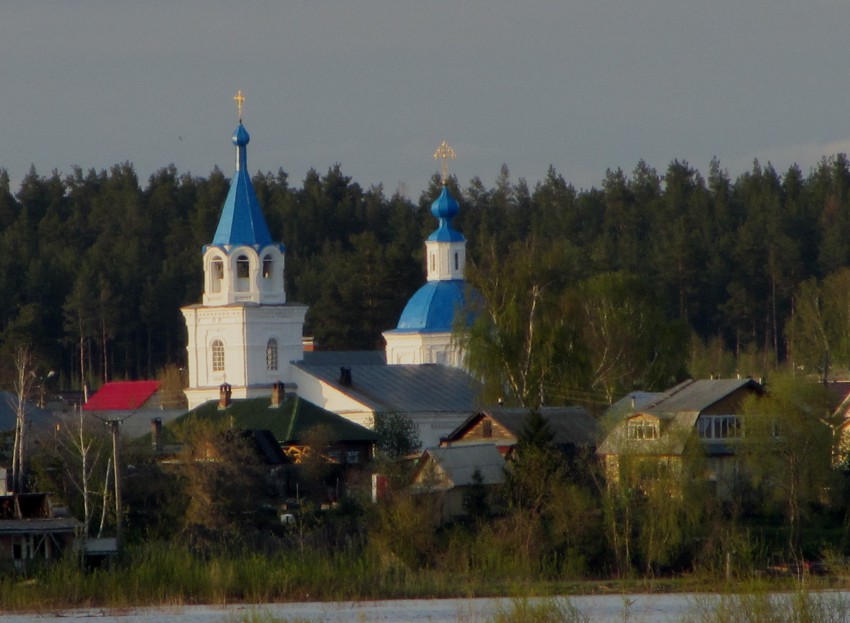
0,541 -> 546,610
680,591 -> 850,623
488,599 -> 589,623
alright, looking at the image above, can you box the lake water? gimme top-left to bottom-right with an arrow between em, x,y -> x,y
3,592 -> 850,622
0,594 -> 698,622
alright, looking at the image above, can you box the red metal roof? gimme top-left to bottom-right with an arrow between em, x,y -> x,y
83,381 -> 160,411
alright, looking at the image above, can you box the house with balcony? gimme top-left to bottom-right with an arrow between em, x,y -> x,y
597,378 -> 763,497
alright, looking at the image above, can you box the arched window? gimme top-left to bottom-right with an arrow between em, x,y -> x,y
266,338 -> 278,371
210,256 -> 224,293
262,255 -> 274,279
211,340 -> 225,372
236,255 -> 250,292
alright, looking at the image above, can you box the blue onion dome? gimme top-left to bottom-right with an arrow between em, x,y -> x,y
431,185 -> 459,219
395,281 -> 467,332
232,123 -> 250,146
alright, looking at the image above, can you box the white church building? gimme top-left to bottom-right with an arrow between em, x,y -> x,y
382,179 -> 470,368
181,98 -> 480,445
182,96 -> 307,409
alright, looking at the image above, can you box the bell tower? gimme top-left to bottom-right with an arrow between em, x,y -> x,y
182,92 -> 307,409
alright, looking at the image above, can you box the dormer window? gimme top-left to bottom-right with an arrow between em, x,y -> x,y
628,419 -> 659,440
236,255 -> 250,292
210,257 -> 224,293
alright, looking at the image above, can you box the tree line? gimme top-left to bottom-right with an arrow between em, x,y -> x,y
3,154 -> 850,398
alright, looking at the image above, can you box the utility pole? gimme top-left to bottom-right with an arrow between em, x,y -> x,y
92,413 -> 131,547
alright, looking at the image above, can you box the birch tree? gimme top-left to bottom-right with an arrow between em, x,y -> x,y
9,346 -> 37,492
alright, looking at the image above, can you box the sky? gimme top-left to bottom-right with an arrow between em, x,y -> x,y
2,1 -> 850,200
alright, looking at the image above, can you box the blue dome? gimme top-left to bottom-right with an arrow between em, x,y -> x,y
395,280 -> 469,332
427,186 -> 464,242
233,123 -> 250,146
431,185 -> 459,219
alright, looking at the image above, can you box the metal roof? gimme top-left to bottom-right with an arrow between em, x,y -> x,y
300,350 -> 387,366
210,122 -> 275,248
176,395 -> 378,444
0,393 -> 57,434
293,362 -> 482,413
0,517 -> 81,535
641,378 -> 761,418
391,280 -> 468,332
83,381 -> 160,412
416,444 -> 506,489
449,406 -> 600,447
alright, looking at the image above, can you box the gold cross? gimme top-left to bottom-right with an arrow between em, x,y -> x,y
433,140 -> 456,184
234,90 -> 245,121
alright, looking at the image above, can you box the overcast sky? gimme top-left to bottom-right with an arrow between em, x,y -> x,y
2,1 -> 849,200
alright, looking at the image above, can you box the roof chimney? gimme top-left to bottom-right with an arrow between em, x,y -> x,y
151,418 -> 162,454
219,383 -> 232,409
339,367 -> 352,387
271,381 -> 284,407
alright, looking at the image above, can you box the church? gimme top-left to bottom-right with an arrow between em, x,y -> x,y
181,92 -> 308,409
181,94 -> 480,446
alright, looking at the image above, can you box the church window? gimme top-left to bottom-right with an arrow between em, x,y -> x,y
211,340 -> 225,372
236,255 -> 250,291
430,253 -> 436,272
266,338 -> 278,371
262,255 -> 273,279
454,252 -> 459,271
211,257 -> 224,293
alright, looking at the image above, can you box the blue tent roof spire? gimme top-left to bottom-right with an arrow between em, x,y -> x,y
210,92 -> 274,248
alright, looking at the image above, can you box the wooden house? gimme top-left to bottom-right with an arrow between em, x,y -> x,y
441,406 -> 600,459
411,444 -> 505,522
597,378 -> 763,497
0,492 -> 80,572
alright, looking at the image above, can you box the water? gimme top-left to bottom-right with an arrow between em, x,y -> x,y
0,594 -> 696,622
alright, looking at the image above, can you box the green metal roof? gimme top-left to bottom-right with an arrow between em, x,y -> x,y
173,395 -> 378,444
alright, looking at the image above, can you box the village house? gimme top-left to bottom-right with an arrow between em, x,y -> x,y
440,406 -> 600,459
0,477 -> 80,572
410,443 -> 505,522
597,378 -> 764,497
82,380 -> 186,440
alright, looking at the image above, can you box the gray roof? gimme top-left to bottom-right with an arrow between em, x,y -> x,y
300,351 -> 387,366
417,444 -> 506,489
0,517 -> 81,535
597,378 -> 762,456
0,392 -> 59,433
608,391 -> 664,416
293,362 -> 481,413
641,379 -> 761,419
450,406 -> 600,447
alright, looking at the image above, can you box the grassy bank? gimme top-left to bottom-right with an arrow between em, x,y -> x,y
1,543 -> 848,612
